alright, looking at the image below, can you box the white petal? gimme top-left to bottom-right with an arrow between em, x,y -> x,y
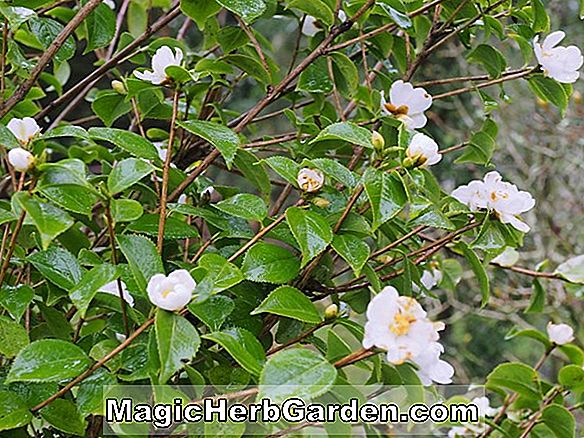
542,31 -> 565,51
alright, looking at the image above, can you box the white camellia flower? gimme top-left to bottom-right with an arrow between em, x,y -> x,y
134,46 -> 184,85
472,396 -> 499,418
452,171 -> 535,232
104,0 -> 116,9
301,16 -> 319,36
406,132 -> 442,167
381,80 -> 432,129
547,322 -> 574,345
297,168 -> 325,193
8,148 -> 35,172
7,117 -> 41,145
491,247 -> 519,267
533,31 -> 583,83
98,280 -> 135,307
413,268 -> 442,293
363,286 -> 454,385
147,269 -> 196,311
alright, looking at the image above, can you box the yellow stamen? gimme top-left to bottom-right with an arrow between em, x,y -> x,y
384,103 -> 409,116
390,311 -> 417,336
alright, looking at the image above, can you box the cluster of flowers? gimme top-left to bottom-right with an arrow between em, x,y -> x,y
452,171 -> 535,233
362,286 -> 454,385
4,117 -> 41,172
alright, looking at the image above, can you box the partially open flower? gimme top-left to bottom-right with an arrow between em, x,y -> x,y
7,117 -> 41,146
547,322 -> 574,345
134,46 -> 184,85
363,286 -> 454,385
98,280 -> 135,307
534,31 -> 583,83
413,268 -> 442,293
381,80 -> 432,129
8,147 -> 35,172
452,171 -> 535,232
406,133 -> 441,167
147,269 -> 196,311
301,16 -> 320,37
297,168 -> 325,193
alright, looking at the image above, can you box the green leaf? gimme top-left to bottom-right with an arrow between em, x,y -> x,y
0,390 -> 32,431
29,246 -> 84,290
127,214 -> 200,239
0,125 -> 21,150
455,131 -> 496,165
7,339 -> 92,383
486,362 -> 541,400
457,242 -> 490,306
224,54 -> 272,84
39,398 -> 87,436
89,127 -> 161,162
43,125 -> 90,141
310,158 -> 358,189
242,243 -> 300,284
0,285 -> 34,322
505,327 -> 551,348
92,92 -> 131,127
262,156 -> 301,186
311,122 -> 374,148
331,52 -> 359,94
0,317 -> 29,358
541,405 -> 575,438
554,255 -> 584,284
288,0 -> 334,25
215,0 -> 266,23
39,185 -> 98,215
107,158 -> 154,195
111,199 -> 144,223
216,194 -> 268,221
297,57 -> 333,94
234,149 -> 271,196
29,17 -> 75,63
558,365 -> 584,391
525,278 -> 546,313
528,76 -> 571,115
180,0 -> 221,30
76,369 -> 117,416
84,2 -> 115,52
155,310 -> 200,383
258,348 -> 337,403
69,264 -> 119,317
178,120 -> 239,169
531,0 -> 550,33
203,327 -> 266,376
363,168 -> 407,230
286,207 -> 333,267
467,44 -> 507,78
251,285 -> 321,324
196,253 -> 244,295
14,192 -> 74,249
117,234 -> 164,291
188,295 -> 234,331
332,234 -> 370,276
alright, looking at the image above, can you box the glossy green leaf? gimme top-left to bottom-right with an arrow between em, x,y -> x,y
7,340 -> 92,383
179,120 -> 240,169
203,327 -> 266,376
215,0 -> 266,23
311,122 -> 374,148
363,168 -> 407,230
234,149 -> 271,196
457,242 -> 490,307
40,398 -> 87,436
288,0 -> 333,25
332,234 -> 370,276
29,246 -> 84,290
156,310 -> 200,383
69,264 -> 119,317
0,316 -> 29,358
286,207 -> 333,267
251,285 -> 321,323
0,285 -> 34,322
117,234 -> 164,291
558,364 -> 584,391
258,348 -> 337,403
216,193 -> 268,221
13,192 -> 74,249
180,0 -> 221,29
111,198 -> 144,223
486,362 -> 541,400
188,295 -> 234,331
29,17 -> 75,63
525,278 -> 546,313
528,76 -> 571,115
297,57 -> 333,94
196,253 -> 244,294
127,213 -> 200,239
0,390 -> 32,431
89,127 -> 161,162
39,185 -> 98,215
242,242 -> 300,284
92,92 -> 132,127
467,44 -> 507,78
541,405 -> 575,438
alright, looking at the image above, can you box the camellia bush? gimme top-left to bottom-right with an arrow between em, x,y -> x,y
0,0 -> 583,436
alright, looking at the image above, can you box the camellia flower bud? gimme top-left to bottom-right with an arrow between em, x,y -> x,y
111,80 -> 126,94
8,147 -> 35,172
147,269 -> 196,311
324,303 -> 339,320
546,322 -> 574,345
297,168 -> 325,193
312,197 -> 330,208
371,131 -> 385,152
